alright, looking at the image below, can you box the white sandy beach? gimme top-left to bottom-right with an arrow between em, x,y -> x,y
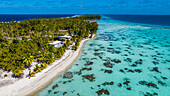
0,36 -> 95,96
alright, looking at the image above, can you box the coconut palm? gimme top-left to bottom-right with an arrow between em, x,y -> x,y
12,68 -> 23,77
33,64 -> 41,73
26,70 -> 35,79
23,54 -> 34,67
46,53 -> 55,65
0,15 -> 100,75
40,63 -> 48,69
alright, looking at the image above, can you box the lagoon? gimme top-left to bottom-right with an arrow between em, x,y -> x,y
36,15 -> 170,96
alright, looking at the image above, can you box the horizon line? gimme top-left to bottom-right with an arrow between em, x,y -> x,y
0,14 -> 170,15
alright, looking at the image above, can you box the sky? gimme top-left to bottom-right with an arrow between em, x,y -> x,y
0,0 -> 170,14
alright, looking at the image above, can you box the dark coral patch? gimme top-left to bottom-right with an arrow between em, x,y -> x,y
100,46 -> 105,49
153,92 -> 158,95
107,48 -> 121,54
63,72 -> 73,79
128,69 -> 134,73
158,80 -> 166,86
104,70 -> 113,74
48,90 -> 52,93
74,71 -> 82,75
99,56 -> 103,59
102,81 -> 114,86
152,61 -> 159,65
94,53 -> 100,56
131,64 -> 137,67
130,59 -> 143,67
82,58 -> 88,60
104,90 -> 110,95
94,49 -> 100,51
127,87 -> 131,90
111,59 -> 121,63
166,60 -> 170,62
96,89 -> 104,95
89,43 -> 96,46
134,69 -> 142,73
124,54 -> 128,56
120,69 -> 124,73
91,58 -> 97,60
54,91 -> 59,94
63,92 -> 67,95
82,74 -> 95,82
96,89 -> 110,95
77,93 -> 81,96
134,59 -> 143,64
139,54 -> 143,56
161,76 -> 167,80
84,61 -> 93,66
139,81 -> 158,89
68,80 -> 72,82
81,67 -> 92,71
103,62 -> 114,68
144,92 -> 158,96
117,83 -> 122,87
123,81 -> 130,85
151,67 -> 161,73
124,58 -> 132,62
83,52 -> 87,55
94,52 -> 105,56
52,84 -> 58,89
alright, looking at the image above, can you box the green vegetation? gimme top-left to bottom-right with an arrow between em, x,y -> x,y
26,70 -> 35,79
0,15 -> 101,78
75,15 -> 102,20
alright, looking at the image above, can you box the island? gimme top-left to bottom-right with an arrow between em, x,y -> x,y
0,15 -> 102,96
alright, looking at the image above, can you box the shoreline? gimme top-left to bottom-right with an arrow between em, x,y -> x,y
0,35 -> 96,96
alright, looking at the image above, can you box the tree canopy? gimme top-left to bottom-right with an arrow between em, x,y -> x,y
0,15 -> 101,77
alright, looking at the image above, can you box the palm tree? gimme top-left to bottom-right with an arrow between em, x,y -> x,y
23,54 -> 34,67
12,68 -> 23,77
46,53 -> 55,65
26,70 -> 35,79
38,56 -> 45,63
40,63 -> 48,69
73,45 -> 78,51
34,64 -> 41,73
0,15 -> 100,74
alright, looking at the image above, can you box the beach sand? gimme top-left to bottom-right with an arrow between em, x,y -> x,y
0,35 -> 95,96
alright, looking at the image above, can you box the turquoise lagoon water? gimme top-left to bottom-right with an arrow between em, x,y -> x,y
35,16 -> 170,96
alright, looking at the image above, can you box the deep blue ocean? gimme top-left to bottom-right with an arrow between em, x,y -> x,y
0,14 -> 75,22
0,15 -> 170,27
105,15 -> 170,27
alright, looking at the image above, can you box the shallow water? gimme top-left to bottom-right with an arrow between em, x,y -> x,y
35,16 -> 170,96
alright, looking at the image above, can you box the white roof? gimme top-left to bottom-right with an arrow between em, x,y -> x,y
48,41 -> 61,45
54,45 -> 62,48
57,35 -> 71,38
53,41 -> 61,44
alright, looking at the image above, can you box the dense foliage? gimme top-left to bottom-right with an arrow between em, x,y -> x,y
0,15 -> 101,77
75,15 -> 102,20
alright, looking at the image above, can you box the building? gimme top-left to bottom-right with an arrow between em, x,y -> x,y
47,41 -> 62,48
57,35 -> 71,40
